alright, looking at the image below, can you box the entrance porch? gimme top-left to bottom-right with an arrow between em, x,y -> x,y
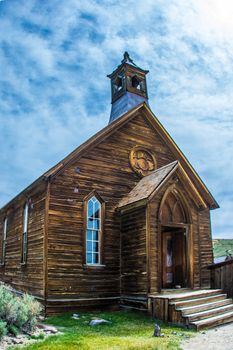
149,289 -> 233,329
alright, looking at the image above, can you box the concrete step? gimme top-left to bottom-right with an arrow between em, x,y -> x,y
170,294 -> 227,308
190,310 -> 233,330
177,298 -> 232,315
185,303 -> 233,322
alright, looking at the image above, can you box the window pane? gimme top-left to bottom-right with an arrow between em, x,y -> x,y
23,244 -> 27,258
87,199 -> 94,217
87,218 -> 94,229
93,219 -> 100,230
93,253 -> 99,264
86,230 -> 92,240
3,218 -> 7,240
2,244 -> 5,260
23,204 -> 29,233
86,253 -> 92,264
93,242 -> 99,253
86,241 -> 92,252
92,196 -> 97,203
93,231 -> 98,241
94,207 -> 100,219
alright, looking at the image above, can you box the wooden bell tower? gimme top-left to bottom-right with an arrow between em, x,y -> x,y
107,52 -> 149,123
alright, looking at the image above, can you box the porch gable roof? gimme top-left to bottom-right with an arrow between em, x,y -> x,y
117,160 -> 207,210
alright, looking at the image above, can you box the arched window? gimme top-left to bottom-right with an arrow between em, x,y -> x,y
1,217 -> 8,265
131,75 -> 146,92
86,196 -> 101,265
21,203 -> 29,264
113,74 -> 124,94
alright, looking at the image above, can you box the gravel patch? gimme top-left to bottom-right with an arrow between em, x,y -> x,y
0,324 -> 59,350
182,323 -> 233,350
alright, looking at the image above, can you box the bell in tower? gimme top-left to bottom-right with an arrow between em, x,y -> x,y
107,52 -> 149,123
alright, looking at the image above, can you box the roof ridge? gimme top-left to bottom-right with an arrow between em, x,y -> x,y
145,160 -> 179,177
118,160 -> 179,209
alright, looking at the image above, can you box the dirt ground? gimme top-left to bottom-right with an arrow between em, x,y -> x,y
181,323 -> 233,350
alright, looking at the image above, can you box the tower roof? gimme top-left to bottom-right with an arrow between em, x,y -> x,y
107,52 -> 149,79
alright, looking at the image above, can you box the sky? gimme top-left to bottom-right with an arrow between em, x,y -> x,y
0,0 -> 233,238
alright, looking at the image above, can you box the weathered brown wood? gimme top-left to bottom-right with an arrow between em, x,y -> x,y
121,206 -> 147,301
0,182 -> 47,298
149,289 -> 233,329
208,260 -> 233,298
0,106 -> 216,316
45,113 -> 180,313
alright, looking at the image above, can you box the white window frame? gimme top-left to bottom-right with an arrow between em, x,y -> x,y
21,203 -> 29,264
1,217 -> 7,265
86,196 -> 101,265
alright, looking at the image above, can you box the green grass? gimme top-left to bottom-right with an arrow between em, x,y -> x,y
9,310 -> 194,350
213,239 -> 233,258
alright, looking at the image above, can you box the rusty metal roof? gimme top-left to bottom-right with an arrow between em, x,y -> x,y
118,161 -> 179,209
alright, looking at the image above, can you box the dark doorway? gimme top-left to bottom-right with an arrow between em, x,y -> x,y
162,227 -> 187,289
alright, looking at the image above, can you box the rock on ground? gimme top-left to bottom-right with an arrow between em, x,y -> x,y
89,319 -> 111,326
182,323 -> 233,350
0,325 -> 59,350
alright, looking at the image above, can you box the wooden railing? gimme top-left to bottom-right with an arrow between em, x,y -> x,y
208,260 -> 233,298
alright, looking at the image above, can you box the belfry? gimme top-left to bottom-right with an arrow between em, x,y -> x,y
108,52 -> 149,123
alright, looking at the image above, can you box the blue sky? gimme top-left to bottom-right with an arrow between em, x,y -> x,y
0,0 -> 233,238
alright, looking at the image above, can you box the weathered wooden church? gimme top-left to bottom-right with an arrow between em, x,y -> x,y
1,52 -> 233,329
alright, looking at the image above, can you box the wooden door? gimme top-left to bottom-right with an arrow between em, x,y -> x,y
162,230 -> 187,288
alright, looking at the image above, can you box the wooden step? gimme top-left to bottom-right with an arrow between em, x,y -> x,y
166,289 -> 222,302
177,298 -> 232,315
185,303 -> 233,322
190,310 -> 233,330
170,294 -> 227,308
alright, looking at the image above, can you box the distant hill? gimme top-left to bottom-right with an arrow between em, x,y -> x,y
213,239 -> 233,258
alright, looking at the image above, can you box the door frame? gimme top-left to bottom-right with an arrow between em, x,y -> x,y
158,222 -> 194,291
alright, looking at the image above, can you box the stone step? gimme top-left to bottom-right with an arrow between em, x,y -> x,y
170,294 -> 227,308
177,298 -> 232,315
190,310 -> 233,330
185,303 -> 233,322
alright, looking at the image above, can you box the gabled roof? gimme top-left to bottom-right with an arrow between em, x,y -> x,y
118,161 -> 178,209
117,161 -> 208,211
0,102 -> 219,211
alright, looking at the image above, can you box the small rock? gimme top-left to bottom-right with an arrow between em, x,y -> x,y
12,338 -> 23,344
172,331 -> 177,335
41,325 -> 58,334
72,313 -> 80,320
37,323 -> 45,329
89,319 -> 111,326
153,323 -> 161,337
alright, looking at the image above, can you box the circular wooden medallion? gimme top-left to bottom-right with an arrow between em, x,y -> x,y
129,147 -> 156,177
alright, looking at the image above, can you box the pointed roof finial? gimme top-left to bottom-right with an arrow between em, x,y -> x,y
121,51 -> 137,67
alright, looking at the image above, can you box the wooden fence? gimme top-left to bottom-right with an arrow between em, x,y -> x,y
208,260 -> 233,298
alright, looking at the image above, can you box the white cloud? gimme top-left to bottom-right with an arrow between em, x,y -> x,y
0,0 -> 233,238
